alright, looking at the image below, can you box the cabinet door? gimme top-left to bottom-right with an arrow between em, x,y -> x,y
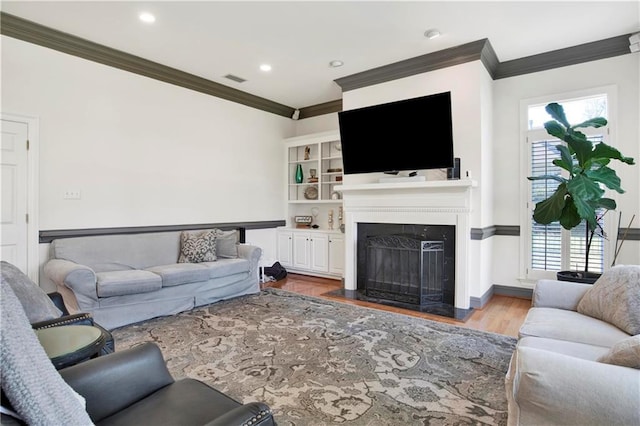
329,235 -> 345,276
277,231 -> 293,268
293,232 -> 310,269
309,233 -> 329,272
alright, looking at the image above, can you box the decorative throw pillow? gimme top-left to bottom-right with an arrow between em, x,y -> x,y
576,265 -> 640,335
177,230 -> 217,263
597,335 -> 640,369
0,260 -> 62,323
215,229 -> 239,259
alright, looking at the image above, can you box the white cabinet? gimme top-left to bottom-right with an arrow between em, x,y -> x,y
292,232 -> 328,273
277,228 -> 342,278
276,231 -> 293,268
328,234 -> 344,276
293,232 -> 311,270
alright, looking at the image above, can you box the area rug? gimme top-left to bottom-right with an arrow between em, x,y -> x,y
112,288 -> 516,425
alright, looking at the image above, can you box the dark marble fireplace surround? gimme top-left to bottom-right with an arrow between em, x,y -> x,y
332,222 -> 472,320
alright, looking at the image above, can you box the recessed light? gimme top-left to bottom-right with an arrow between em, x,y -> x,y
329,60 -> 344,68
139,12 -> 156,23
424,29 -> 441,39
259,64 -> 272,72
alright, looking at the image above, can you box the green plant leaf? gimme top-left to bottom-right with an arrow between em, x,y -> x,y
527,174 -> 566,183
555,145 -> 574,173
559,197 -> 581,230
565,132 -> 594,166
595,197 -> 617,210
543,121 -> 566,140
567,174 -> 604,201
592,143 -> 636,165
545,103 -> 570,128
571,117 -> 607,129
585,166 -> 623,193
532,184 -> 567,224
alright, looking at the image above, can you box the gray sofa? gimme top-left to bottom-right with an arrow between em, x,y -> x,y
506,272 -> 640,426
44,229 -> 262,330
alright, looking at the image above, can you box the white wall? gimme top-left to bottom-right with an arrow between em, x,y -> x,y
2,36 -> 295,230
492,53 -> 640,288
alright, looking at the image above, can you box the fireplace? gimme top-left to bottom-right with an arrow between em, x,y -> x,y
350,223 -> 459,316
335,178 -> 478,319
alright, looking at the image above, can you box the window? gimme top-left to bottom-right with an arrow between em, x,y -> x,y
522,91 -> 613,280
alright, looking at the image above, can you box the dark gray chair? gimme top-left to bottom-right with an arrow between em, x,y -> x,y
60,342 -> 276,426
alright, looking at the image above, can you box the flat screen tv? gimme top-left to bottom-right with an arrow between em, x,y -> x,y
338,91 -> 454,175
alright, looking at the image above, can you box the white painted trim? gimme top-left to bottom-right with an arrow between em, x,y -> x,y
1,113 -> 40,283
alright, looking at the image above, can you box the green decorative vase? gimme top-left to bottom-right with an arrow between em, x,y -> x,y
295,164 -> 303,184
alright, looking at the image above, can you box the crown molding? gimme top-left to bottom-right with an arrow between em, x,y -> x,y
495,34 -> 633,79
335,39 -> 492,92
298,99 -> 343,119
334,34 -> 633,94
0,12 -> 295,118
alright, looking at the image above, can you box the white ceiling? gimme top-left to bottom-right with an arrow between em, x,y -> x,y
2,1 -> 639,109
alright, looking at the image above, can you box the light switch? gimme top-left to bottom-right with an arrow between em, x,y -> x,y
63,190 -> 81,200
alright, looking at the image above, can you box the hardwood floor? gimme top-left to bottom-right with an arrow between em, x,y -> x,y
264,273 -> 530,337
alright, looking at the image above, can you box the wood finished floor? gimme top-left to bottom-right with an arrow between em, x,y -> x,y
264,273 -> 531,337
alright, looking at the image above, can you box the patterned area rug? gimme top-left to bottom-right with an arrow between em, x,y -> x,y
112,288 -> 516,425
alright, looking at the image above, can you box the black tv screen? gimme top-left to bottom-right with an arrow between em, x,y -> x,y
338,91 -> 454,175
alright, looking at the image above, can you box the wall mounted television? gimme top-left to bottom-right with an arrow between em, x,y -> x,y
338,91 -> 454,175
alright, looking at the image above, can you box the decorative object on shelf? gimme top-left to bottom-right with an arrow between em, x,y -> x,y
308,168 -> 318,183
335,176 -> 343,182
527,102 -> 635,284
311,207 -> 320,229
328,209 -> 334,230
294,216 -> 313,229
327,168 -> 342,173
304,146 -> 311,160
331,191 -> 341,200
338,207 -> 344,233
295,164 -> 303,184
303,186 -> 318,200
334,142 -> 341,152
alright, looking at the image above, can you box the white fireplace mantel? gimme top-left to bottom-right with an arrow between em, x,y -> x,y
335,178 -> 478,310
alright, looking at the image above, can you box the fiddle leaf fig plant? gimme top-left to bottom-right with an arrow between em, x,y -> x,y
528,102 -> 635,276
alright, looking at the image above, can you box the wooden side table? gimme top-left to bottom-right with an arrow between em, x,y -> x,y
36,325 -> 106,369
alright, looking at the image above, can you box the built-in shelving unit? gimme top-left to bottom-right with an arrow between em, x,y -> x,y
279,130 -> 345,279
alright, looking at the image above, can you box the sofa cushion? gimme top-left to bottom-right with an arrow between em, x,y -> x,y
517,336 -> 609,362
146,264 -> 210,287
200,258 -> 250,278
519,307 -> 630,347
597,335 -> 640,369
96,270 -> 162,298
577,265 -> 640,335
1,260 -> 62,323
215,229 -> 239,259
178,230 -> 217,263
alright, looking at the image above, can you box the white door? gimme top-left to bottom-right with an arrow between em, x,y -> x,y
1,119 -> 29,272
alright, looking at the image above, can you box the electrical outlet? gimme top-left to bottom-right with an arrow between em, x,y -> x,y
63,190 -> 81,200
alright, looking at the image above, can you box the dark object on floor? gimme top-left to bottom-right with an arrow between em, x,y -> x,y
263,261 -> 288,281
61,342 -> 276,425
